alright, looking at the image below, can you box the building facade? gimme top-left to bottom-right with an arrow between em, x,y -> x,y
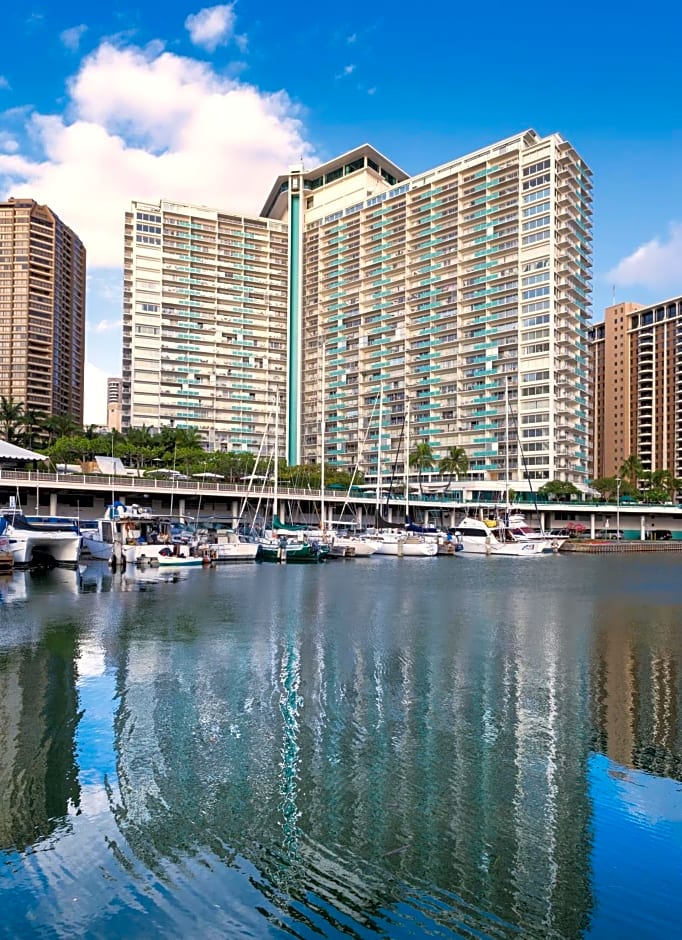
589,296 -> 682,480
107,376 -> 123,431
0,198 -> 86,422
124,130 -> 593,488
122,200 -> 288,452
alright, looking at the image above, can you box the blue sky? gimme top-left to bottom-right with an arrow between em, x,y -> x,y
1,1 -> 681,423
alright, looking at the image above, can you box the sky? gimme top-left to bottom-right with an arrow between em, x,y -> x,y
1,1 -> 681,425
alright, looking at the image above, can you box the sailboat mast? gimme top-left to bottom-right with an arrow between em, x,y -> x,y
376,384 -> 383,516
405,396 -> 410,522
320,343 -> 326,533
274,390 -> 279,521
505,377 -> 510,514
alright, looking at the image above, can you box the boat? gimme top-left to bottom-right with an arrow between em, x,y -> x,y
371,531 -> 438,557
78,519 -> 114,562
0,510 -> 81,567
451,516 -> 552,556
453,381 -> 553,557
257,537 -> 327,563
506,512 -> 566,550
198,526 -> 259,563
157,548 -> 207,568
0,535 -> 14,573
102,502 -> 201,567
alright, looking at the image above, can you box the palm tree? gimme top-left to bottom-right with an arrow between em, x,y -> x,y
619,454 -> 643,491
20,409 -> 47,449
0,396 -> 25,443
409,439 -> 434,497
43,414 -> 79,444
438,446 -> 468,490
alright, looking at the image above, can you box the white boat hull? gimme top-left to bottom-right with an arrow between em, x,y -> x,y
7,530 -> 81,566
373,534 -> 438,557
81,535 -> 114,562
208,541 -> 258,562
454,518 -> 552,556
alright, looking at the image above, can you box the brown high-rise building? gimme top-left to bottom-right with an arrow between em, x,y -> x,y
0,198 -> 86,423
589,296 -> 682,480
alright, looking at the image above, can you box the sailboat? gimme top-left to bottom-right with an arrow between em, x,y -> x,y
453,379 -> 552,556
372,393 -> 437,558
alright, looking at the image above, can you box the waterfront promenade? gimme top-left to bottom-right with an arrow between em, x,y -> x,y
2,466 -> 682,540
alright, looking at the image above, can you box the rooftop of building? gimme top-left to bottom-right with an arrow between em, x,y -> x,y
260,143 -> 408,219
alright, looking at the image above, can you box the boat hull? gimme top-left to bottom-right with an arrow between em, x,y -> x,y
257,542 -> 325,563
157,556 -> 206,568
373,535 -> 438,557
7,530 -> 81,567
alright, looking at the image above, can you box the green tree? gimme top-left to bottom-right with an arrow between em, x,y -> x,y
438,446 -> 468,489
590,476 -> 637,502
44,414 -> 80,444
20,409 -> 47,449
409,439 -> 434,497
538,480 -> 581,501
619,454 -> 644,490
0,396 -> 25,443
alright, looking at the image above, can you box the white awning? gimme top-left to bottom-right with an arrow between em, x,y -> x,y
0,440 -> 48,461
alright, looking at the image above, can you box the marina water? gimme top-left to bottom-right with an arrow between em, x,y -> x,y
1,555 -> 681,938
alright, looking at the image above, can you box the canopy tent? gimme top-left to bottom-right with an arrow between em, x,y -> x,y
192,472 -> 224,480
0,440 -> 47,461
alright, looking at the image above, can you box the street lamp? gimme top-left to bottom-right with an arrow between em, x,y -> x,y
615,476 -> 621,539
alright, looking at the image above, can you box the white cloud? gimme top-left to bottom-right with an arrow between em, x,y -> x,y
83,362 -> 109,426
0,76 -> 9,90
0,134 -> 18,153
185,4 -> 238,52
608,223 -> 682,294
0,39 -> 315,267
343,64 -> 355,75
346,33 -> 357,44
88,318 -> 122,334
61,24 -> 88,52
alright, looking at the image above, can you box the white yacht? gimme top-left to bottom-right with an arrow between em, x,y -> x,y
1,511 -> 81,567
452,516 -> 553,556
372,531 -> 438,557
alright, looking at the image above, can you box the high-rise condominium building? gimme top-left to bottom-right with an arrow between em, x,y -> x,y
124,130 -> 592,487
589,296 -> 682,480
0,198 -> 86,422
122,201 -> 288,452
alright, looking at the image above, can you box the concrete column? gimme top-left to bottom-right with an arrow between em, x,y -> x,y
231,499 -> 239,522
49,493 -> 58,515
590,513 -> 595,539
178,498 -> 186,517
640,515 -> 646,541
357,505 -> 363,527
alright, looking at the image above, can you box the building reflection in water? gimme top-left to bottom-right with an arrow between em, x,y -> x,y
592,601 -> 682,781
0,616 -> 81,850
106,569 -> 594,937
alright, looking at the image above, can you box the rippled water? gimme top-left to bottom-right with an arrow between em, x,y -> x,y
1,555 -> 681,938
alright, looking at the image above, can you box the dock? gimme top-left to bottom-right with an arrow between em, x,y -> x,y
561,540 -> 682,554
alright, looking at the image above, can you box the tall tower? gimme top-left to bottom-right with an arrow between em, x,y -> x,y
0,198 -> 86,422
122,200 -> 288,452
262,131 -> 593,489
590,296 -> 682,480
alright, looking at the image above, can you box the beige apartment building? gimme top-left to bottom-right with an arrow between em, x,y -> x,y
122,201 -> 288,452
124,129 -> 592,490
0,198 -> 86,422
589,295 -> 682,481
